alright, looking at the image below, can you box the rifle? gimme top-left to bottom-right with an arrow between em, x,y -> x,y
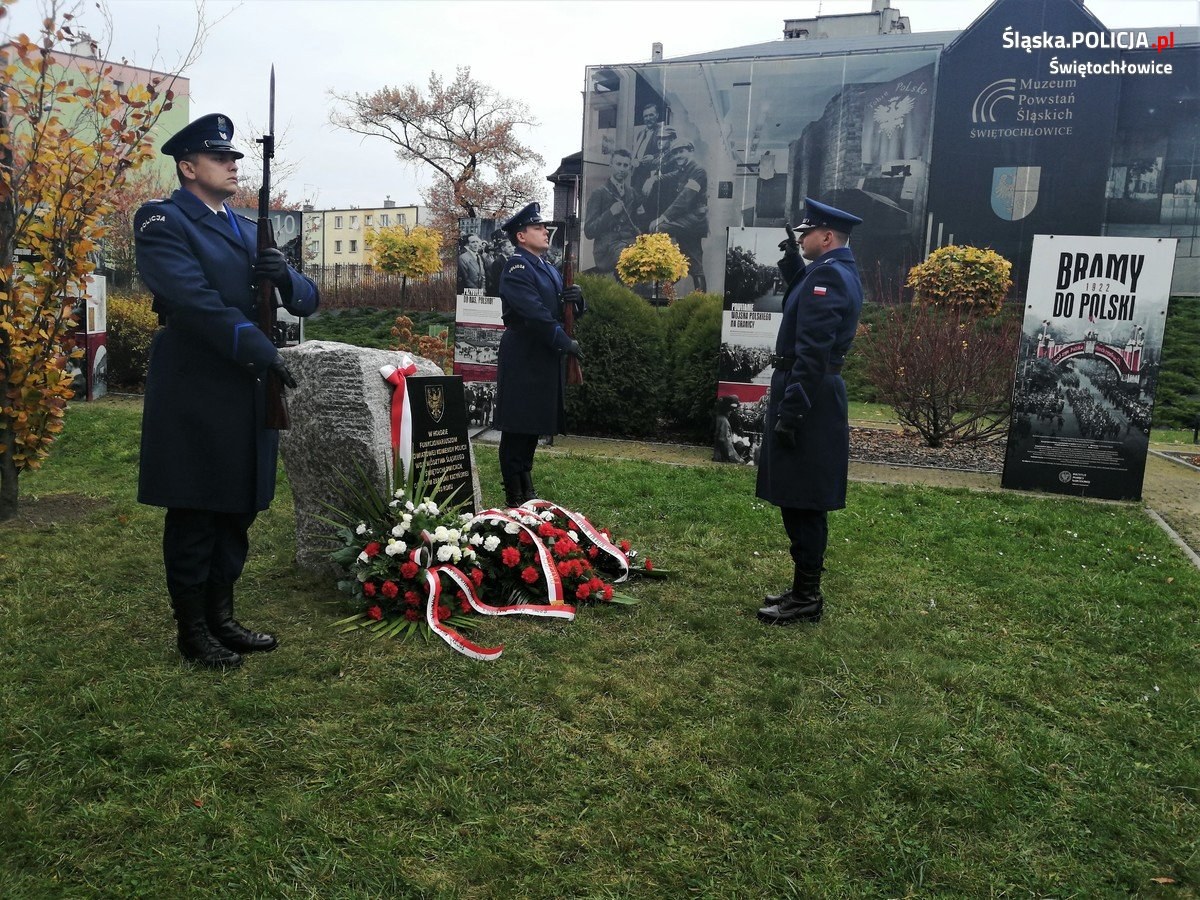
561,179 -> 584,386
256,65 -> 289,430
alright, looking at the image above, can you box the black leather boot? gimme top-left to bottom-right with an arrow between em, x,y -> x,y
206,582 -> 278,653
172,586 -> 243,668
757,569 -> 824,625
520,471 -> 538,503
504,475 -> 525,508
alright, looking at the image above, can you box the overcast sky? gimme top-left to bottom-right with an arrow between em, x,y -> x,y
4,0 -> 1198,210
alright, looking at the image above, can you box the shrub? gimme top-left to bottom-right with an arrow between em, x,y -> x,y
106,291 -> 158,389
666,294 -> 722,437
567,274 -> 666,437
907,245 -> 1013,315
1156,295 -> 1200,429
859,302 -> 1021,447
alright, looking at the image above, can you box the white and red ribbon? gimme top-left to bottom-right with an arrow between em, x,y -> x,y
524,500 -> 631,583
422,567 -> 503,661
468,509 -> 575,617
380,356 -> 418,479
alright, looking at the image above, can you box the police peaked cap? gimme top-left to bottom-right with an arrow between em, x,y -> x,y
160,113 -> 245,159
501,202 -> 550,235
795,197 -> 863,234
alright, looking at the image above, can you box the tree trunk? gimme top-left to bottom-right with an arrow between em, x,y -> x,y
0,426 -> 18,522
401,274 -> 407,305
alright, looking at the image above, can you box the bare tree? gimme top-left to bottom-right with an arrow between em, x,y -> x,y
330,66 -> 546,251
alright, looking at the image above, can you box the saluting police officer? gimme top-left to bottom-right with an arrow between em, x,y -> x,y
134,113 -> 320,669
756,198 -> 863,626
493,202 -> 585,507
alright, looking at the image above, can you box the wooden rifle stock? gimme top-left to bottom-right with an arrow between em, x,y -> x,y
562,213 -> 583,386
256,65 -> 288,430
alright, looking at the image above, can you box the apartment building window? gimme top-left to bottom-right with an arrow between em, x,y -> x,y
398,214 -> 407,226
349,240 -> 358,253
334,215 -> 343,228
381,214 -> 390,227
334,240 -> 343,253
349,215 -> 358,228
365,214 -> 373,227
308,240 -> 319,254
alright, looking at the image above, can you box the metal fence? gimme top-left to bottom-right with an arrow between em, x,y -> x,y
304,265 -> 457,312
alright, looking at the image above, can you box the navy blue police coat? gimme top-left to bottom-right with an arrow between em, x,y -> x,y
134,189 -> 319,513
756,246 -> 863,510
493,246 -> 574,436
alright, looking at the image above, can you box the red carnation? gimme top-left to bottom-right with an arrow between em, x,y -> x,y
587,546 -> 599,559
520,566 -> 539,584
364,542 -> 382,558
620,540 -> 631,553
400,561 -> 419,579
381,580 -> 399,599
403,590 -> 421,607
469,567 -> 484,586
518,531 -> 533,545
588,576 -> 604,592
644,559 -> 654,572
501,546 -> 521,567
460,600 -> 472,614
404,608 -> 419,621
436,603 -> 451,621
366,605 -> 383,621
538,522 -> 556,538
362,581 -> 377,597
576,583 -> 592,600
603,585 -> 613,601
557,560 -> 572,577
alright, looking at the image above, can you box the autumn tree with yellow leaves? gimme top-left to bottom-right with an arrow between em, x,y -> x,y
365,223 -> 442,304
0,0 -> 201,519
615,232 -> 690,302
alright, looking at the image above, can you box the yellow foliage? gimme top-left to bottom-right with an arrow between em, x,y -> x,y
366,225 -> 443,278
615,233 -> 689,300
1,16 -> 176,480
906,245 -> 1013,316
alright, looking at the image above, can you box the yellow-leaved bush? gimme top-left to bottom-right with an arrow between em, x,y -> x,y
615,233 -> 689,300
106,292 -> 158,388
906,245 -> 1013,316
1,6 -> 181,518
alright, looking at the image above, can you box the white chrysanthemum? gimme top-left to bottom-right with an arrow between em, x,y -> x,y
469,532 -> 484,546
460,513 -> 474,524
427,501 -> 440,515
483,535 -> 501,552
405,500 -> 415,512
384,542 -> 402,557
402,512 -> 413,523
393,489 -> 405,500
447,528 -> 461,543
436,545 -> 455,562
450,547 -> 463,564
503,522 -> 520,535
433,525 -> 450,543
391,522 -> 408,537
355,523 -> 369,536
540,511 -> 554,522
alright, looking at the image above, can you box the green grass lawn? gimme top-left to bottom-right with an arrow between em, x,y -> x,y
2,398 -> 1198,898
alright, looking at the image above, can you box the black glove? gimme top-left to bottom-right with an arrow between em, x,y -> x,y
562,284 -> 587,318
773,418 -> 798,450
566,340 -> 584,360
255,247 -> 289,286
269,356 -> 297,389
778,235 -> 803,285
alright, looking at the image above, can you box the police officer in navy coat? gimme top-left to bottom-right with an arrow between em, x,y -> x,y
134,113 -> 320,668
493,202 -> 585,507
756,198 -> 863,626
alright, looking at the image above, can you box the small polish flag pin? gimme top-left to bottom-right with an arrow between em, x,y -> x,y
813,286 -> 828,296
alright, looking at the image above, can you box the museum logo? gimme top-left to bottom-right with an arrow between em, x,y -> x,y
968,76 -> 1077,139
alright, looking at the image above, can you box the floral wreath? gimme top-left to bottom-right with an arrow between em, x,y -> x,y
327,465 -> 663,661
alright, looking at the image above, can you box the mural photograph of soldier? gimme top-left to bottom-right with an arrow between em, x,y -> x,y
484,231 -> 513,297
584,148 -> 641,276
631,102 -> 664,173
647,140 -> 709,293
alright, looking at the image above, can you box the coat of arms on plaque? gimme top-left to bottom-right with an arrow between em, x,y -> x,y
425,384 -> 445,423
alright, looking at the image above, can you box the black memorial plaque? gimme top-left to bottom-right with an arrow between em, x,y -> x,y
407,375 -> 475,512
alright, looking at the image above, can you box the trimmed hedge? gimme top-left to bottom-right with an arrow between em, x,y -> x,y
666,294 -> 723,437
106,291 -> 157,389
567,274 -> 667,437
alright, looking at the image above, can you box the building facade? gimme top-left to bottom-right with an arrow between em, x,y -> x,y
302,198 -> 427,271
